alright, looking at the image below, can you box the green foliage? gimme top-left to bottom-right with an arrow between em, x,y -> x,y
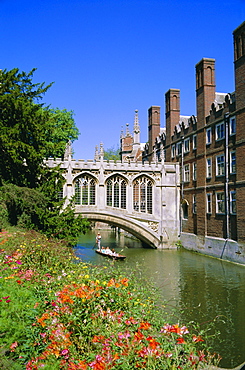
0,67 -> 85,243
0,181 -> 90,245
104,145 -> 120,161
0,68 -> 79,188
43,108 -> 79,159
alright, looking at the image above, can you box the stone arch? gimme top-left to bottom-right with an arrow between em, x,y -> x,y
73,172 -> 98,183
79,211 -> 159,249
104,172 -> 129,184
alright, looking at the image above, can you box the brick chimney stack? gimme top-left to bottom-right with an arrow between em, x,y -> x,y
148,106 -> 160,162
195,58 -> 215,127
165,89 -> 180,145
233,21 -> 245,111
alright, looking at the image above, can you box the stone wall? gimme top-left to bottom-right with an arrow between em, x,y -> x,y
181,232 -> 245,265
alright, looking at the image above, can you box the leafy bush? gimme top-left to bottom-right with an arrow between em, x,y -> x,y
0,183 -> 90,245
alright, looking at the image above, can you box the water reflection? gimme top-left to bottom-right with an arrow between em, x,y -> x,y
75,229 -> 245,368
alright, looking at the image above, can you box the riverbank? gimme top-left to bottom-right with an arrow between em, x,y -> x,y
0,227 -> 226,369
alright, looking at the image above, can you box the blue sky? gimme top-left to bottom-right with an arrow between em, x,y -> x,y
1,0 -> 244,160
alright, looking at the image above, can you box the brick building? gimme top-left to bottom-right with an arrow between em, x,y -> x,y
163,21 -> 245,255
120,21 -> 245,258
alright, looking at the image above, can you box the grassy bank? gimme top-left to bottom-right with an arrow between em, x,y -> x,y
0,227 -> 221,369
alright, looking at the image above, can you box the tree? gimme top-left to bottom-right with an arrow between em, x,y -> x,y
0,68 -> 90,243
104,145 -> 120,161
0,68 -> 79,187
43,108 -> 79,159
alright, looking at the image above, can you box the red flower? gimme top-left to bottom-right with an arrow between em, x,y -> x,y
176,337 -> 186,344
139,322 -> 151,330
193,335 -> 204,342
146,336 -> 160,349
134,330 -> 145,342
92,335 -> 106,343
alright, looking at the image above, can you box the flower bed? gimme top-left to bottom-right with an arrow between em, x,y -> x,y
0,228 -> 221,369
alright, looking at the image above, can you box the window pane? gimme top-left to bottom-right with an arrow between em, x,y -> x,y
216,192 -> 225,213
121,181 -> 126,209
90,180 -> 96,205
206,158 -> 212,178
216,122 -> 224,140
82,181 -> 88,205
206,193 -> 212,214
216,155 -> 225,176
230,191 -> 236,214
140,183 -> 146,212
133,181 -> 140,211
230,152 -> 236,173
206,128 -> 212,144
75,180 -> 81,205
147,181 -> 152,214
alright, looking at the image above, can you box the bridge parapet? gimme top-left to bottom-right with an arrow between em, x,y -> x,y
45,157 -> 180,248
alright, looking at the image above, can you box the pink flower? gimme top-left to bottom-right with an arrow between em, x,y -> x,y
118,331 -> 131,339
61,349 -> 69,356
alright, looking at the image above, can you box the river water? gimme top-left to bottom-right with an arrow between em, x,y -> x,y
75,228 -> 245,368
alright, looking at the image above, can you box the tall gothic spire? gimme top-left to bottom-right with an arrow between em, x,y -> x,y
133,109 -> 140,145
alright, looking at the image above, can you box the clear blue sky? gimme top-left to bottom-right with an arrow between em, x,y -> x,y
1,0 -> 244,160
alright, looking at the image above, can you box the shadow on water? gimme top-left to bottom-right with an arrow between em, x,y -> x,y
74,229 -> 245,368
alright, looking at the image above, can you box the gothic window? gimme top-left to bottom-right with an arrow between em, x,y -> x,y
133,176 -> 153,214
106,176 -> 127,209
75,176 -> 96,205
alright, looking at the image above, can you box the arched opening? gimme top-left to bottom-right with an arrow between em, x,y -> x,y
75,175 -> 96,205
106,175 -> 127,209
133,176 -> 153,214
182,199 -> 189,220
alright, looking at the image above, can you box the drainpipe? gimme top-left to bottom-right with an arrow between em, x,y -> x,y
179,136 -> 184,235
221,113 -> 230,259
224,113 -> 230,240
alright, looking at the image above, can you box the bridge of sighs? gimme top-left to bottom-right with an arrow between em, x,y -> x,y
46,149 -> 180,249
